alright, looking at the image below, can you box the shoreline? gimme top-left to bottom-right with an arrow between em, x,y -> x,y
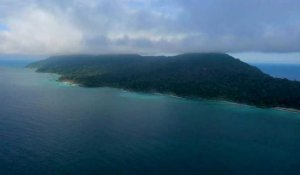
60,79 -> 79,86
54,75 -> 300,114
273,107 -> 300,113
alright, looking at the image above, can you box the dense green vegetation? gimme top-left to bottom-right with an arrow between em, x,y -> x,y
27,53 -> 300,109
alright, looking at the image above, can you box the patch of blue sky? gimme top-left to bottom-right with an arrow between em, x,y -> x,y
0,23 -> 9,31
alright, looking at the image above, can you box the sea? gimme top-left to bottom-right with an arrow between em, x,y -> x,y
0,61 -> 300,175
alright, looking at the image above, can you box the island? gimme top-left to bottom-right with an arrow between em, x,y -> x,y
27,53 -> 300,110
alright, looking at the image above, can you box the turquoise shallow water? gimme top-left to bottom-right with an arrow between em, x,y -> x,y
0,65 -> 300,175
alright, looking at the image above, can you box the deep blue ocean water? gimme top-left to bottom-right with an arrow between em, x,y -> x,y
255,64 -> 300,81
0,62 -> 300,175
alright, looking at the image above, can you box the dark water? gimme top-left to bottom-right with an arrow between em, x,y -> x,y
1,64 -> 300,175
256,64 -> 300,81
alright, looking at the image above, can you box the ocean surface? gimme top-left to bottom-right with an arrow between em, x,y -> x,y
255,64 -> 300,81
0,62 -> 300,175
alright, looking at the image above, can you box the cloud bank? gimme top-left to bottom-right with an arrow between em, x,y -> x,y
0,0 -> 300,55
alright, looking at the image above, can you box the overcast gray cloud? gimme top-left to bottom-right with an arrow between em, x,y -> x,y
0,0 -> 300,55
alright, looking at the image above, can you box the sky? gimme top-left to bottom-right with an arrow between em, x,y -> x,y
0,0 -> 300,63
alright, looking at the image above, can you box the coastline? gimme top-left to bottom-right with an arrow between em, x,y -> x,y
60,79 -> 79,86
50,73 -> 300,114
273,107 -> 300,113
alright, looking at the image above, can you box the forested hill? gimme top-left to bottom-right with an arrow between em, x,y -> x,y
27,53 -> 300,109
